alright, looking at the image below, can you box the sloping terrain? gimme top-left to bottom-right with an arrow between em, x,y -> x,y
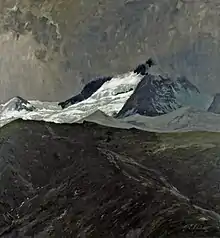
122,106 -> 220,132
1,0 -> 220,101
0,72 -> 144,127
208,93 -> 220,114
0,119 -> 220,237
78,109 -> 134,129
58,76 -> 113,109
1,93 -> 220,133
117,74 -> 213,118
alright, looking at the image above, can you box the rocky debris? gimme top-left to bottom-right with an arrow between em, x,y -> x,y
117,74 -> 212,118
1,96 -> 36,114
0,120 -> 220,236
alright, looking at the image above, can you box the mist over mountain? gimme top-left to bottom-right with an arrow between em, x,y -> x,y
0,0 -> 220,101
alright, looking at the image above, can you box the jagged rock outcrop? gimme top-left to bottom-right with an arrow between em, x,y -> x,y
0,1 -> 220,101
117,74 -> 213,117
0,120 -> 220,237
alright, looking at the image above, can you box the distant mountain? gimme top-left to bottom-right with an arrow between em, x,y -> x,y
208,93 -> 220,114
122,106 -> 220,132
0,66 -> 218,133
58,67 -> 215,120
57,72 -> 143,117
117,74 -> 213,118
0,96 -> 36,115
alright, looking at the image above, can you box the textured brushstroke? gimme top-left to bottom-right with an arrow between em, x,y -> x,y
0,1 -> 220,101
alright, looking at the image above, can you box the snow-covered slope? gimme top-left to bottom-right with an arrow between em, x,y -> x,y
77,106 -> 220,133
0,72 -> 143,127
0,96 -> 36,115
0,68 -> 219,132
58,76 -> 113,109
123,106 -> 220,132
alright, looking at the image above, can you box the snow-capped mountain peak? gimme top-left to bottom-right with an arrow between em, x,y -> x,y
0,96 -> 36,115
117,74 -> 213,118
0,65 -> 219,132
0,71 -> 143,126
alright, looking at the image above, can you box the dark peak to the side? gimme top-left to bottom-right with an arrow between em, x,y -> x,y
58,76 -> 112,109
117,74 -> 181,117
208,93 -> 220,114
1,96 -> 36,113
117,73 -> 211,118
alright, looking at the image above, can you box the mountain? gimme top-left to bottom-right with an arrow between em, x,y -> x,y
55,71 -> 143,118
0,96 -> 36,115
57,72 -> 143,111
0,68 -> 218,131
57,67 -> 216,119
117,74 -> 213,118
58,76 -> 113,109
0,72 -> 143,127
1,1 -> 220,102
208,93 -> 220,114
1,1 -> 220,237
0,119 -> 220,237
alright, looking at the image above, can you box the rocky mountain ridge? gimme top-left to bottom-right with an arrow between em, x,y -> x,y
117,74 -> 213,117
57,68 -> 216,118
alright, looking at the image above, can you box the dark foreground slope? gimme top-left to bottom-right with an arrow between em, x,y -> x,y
0,120 -> 220,237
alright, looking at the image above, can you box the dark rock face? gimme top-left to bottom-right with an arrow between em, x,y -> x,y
1,96 -> 36,113
133,63 -> 148,75
117,74 -> 212,118
208,93 -> 220,114
58,76 -> 112,109
133,58 -> 156,75
0,120 -> 220,236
